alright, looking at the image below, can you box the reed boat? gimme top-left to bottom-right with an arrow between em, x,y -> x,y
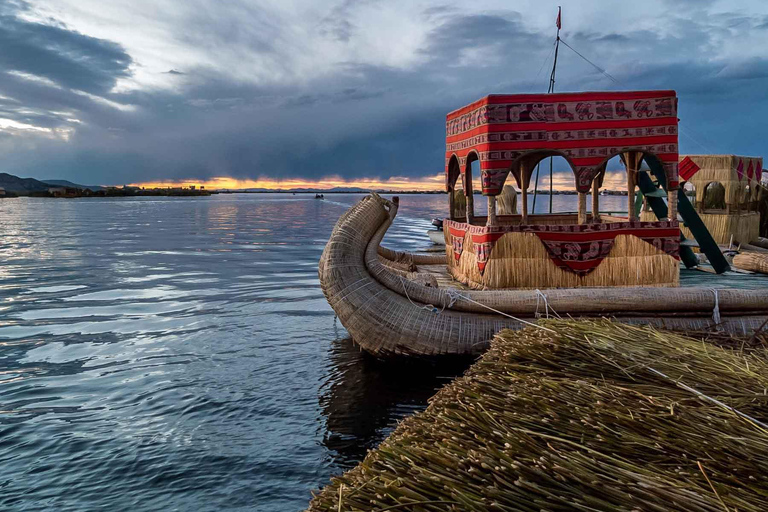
319,90 -> 768,356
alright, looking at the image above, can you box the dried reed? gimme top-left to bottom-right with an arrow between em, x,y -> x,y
733,252 -> 768,275
308,320 -> 768,511
451,232 -> 678,289
495,185 -> 517,215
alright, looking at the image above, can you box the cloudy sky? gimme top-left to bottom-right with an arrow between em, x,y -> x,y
0,0 -> 767,188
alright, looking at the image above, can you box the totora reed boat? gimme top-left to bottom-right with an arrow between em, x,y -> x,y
319,90 -> 768,356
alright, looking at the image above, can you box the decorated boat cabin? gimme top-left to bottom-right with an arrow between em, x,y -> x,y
444,90 -> 682,289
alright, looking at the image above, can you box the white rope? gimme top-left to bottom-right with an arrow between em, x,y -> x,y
399,276 -> 439,313
534,289 -> 560,319
709,288 -> 721,326
446,290 -> 555,333
646,366 -> 768,430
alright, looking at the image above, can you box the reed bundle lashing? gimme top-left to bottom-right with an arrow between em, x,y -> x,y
308,320 -> 768,511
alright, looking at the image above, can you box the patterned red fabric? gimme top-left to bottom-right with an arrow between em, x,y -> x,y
678,156 -> 700,181
737,158 -> 745,181
747,160 -> 754,180
447,224 -> 467,262
445,91 -> 680,194
445,219 -> 680,276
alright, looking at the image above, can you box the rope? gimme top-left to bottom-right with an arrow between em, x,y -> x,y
446,290 -> 555,333
646,366 -> 768,431
709,288 -> 721,325
399,276 -> 439,313
534,289 -> 561,319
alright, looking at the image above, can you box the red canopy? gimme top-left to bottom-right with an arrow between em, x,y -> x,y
445,90 -> 679,194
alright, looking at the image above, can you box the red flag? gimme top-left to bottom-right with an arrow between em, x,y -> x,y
757,163 -> 763,183
747,160 -> 754,180
678,156 -> 700,181
556,7 -> 562,30
736,158 -> 745,181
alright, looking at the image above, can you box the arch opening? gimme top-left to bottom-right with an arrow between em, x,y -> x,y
702,182 -> 726,211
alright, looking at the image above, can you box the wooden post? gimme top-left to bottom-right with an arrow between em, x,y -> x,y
465,173 -> 474,224
520,162 -> 529,225
487,195 -> 497,226
577,192 -> 587,224
591,178 -> 600,223
625,152 -> 638,221
668,188 -> 677,221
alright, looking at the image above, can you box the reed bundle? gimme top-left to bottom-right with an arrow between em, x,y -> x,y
495,185 -> 517,215
684,155 -> 763,208
308,320 -> 768,511
733,252 -> 768,275
452,232 -> 678,289
640,210 -> 760,246
452,189 -> 466,219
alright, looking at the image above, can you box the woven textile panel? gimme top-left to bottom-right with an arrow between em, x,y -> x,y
445,91 -> 679,194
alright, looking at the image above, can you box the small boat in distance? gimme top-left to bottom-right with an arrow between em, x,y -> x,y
315,193 -> 324,199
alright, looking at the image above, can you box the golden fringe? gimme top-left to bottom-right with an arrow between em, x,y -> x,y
450,232 -> 678,289
733,253 -> 768,275
641,210 -> 760,245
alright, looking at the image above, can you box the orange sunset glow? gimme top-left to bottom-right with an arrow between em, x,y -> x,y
131,170 -> 630,192
130,174 -> 447,191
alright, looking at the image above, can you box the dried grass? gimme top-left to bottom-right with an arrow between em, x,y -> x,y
495,185 -> 517,215
641,210 -> 760,245
733,252 -> 768,274
451,232 -> 678,289
308,320 -> 768,512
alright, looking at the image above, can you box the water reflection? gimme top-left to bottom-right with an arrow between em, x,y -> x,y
320,337 -> 472,467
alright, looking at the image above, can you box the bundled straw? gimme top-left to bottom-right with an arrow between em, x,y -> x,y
452,232 -> 679,289
733,252 -> 768,275
308,320 -> 768,511
495,185 -> 518,215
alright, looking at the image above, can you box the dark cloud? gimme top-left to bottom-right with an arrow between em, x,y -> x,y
0,1 -> 766,186
0,2 -> 131,96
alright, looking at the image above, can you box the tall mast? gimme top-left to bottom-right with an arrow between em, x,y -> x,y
533,7 -> 561,214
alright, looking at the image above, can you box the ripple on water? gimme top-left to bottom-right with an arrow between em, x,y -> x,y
0,193 -> 468,511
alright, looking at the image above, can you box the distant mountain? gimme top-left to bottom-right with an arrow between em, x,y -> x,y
0,173 -> 52,194
42,179 -> 103,192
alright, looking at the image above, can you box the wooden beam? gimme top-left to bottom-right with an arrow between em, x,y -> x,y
591,178 -> 600,223
577,192 -> 588,224
520,161 -> 529,224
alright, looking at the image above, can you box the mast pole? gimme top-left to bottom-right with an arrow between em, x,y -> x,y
548,7 -> 561,213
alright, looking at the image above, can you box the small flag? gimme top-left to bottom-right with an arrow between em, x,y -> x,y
747,160 -> 754,180
678,156 -> 700,181
736,159 -> 745,181
556,7 -> 562,30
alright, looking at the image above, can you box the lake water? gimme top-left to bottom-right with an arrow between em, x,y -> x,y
0,192 -> 761,511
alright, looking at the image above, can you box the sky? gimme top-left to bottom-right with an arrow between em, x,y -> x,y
0,0 -> 767,189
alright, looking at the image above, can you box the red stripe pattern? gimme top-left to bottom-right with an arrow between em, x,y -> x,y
445,91 -> 679,194
678,156 -> 700,181
445,219 -> 680,276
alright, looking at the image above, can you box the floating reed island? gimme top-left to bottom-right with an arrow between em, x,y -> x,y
319,90 -> 768,356
308,320 -> 768,511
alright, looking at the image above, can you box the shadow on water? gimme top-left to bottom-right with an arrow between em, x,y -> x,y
319,337 -> 474,468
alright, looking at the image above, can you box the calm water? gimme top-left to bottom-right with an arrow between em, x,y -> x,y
0,193 -> 471,512
0,192 -> 761,511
